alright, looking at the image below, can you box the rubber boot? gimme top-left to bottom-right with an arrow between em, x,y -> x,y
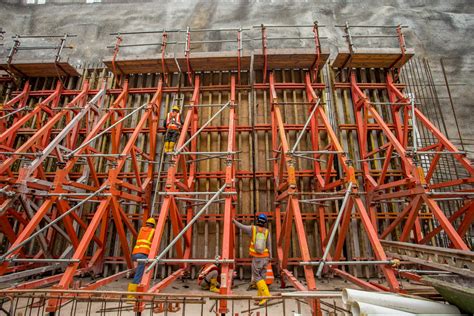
256,279 -> 270,306
253,282 -> 262,304
209,278 -> 220,293
127,283 -> 138,303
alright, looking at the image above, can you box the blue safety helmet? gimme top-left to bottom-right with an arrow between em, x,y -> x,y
256,213 -> 268,226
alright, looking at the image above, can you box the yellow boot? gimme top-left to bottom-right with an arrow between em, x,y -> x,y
164,141 -> 170,152
256,279 -> 270,306
209,278 -> 220,293
253,282 -> 262,304
127,283 -> 138,303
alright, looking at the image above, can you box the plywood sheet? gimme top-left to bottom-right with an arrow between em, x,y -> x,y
253,48 -> 329,70
103,48 -> 329,74
332,47 -> 414,68
0,60 -> 80,77
103,51 -> 252,74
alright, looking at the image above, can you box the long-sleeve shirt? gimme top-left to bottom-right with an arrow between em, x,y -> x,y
233,219 -> 271,253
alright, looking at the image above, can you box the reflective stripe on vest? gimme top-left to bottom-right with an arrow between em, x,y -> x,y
166,112 -> 181,130
133,227 -> 155,255
249,225 -> 269,258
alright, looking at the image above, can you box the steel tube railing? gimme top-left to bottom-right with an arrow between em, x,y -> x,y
145,184 -> 227,273
316,182 -> 354,277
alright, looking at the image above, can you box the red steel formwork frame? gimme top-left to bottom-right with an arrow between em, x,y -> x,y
0,22 -> 472,316
331,24 -> 472,261
0,82 -> 31,135
269,70 -> 401,315
0,80 -> 100,275
0,77 -> 165,311
346,70 -> 473,250
135,74 -> 238,314
137,76 -> 202,301
268,72 -> 320,315
44,80 -> 164,311
304,73 -> 400,292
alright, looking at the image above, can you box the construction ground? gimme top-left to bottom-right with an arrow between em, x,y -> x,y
0,0 -> 473,315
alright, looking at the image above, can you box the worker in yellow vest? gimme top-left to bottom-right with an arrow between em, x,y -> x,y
128,218 -> 156,296
197,263 -> 220,293
163,105 -> 182,152
233,213 -> 271,306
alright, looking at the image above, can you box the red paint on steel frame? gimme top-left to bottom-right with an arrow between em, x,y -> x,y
0,39 -> 472,312
269,71 -> 321,315
348,70 -> 471,251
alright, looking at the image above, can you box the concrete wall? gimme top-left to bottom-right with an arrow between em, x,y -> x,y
1,0 -> 473,152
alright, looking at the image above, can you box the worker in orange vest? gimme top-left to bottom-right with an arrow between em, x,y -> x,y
128,217 -> 156,296
197,263 -> 220,293
233,213 -> 271,306
163,105 -> 182,152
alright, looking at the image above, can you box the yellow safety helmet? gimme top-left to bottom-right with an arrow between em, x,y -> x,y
171,105 -> 180,112
146,217 -> 156,226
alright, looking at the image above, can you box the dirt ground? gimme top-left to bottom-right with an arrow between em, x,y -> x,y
1,276 -> 437,316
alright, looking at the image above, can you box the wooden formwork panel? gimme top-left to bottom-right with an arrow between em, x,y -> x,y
332,47 -> 414,68
253,48 -> 330,70
103,48 -> 329,75
0,60 -> 80,77
103,52 -> 252,74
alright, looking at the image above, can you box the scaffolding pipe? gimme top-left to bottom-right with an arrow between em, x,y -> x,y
0,186 -> 108,261
409,93 -> 419,152
157,191 -> 235,196
316,182 -> 353,277
67,102 -> 148,158
0,107 -> 31,120
174,101 -> 230,154
398,269 -> 452,274
5,258 -> 80,263
137,258 -> 234,264
170,151 -> 239,155
290,98 -> 321,153
145,184 -> 227,273
292,150 -> 345,154
27,88 -> 106,174
300,197 -> 346,202
301,260 -> 394,266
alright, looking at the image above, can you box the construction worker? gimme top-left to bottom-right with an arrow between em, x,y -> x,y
197,263 -> 220,293
163,105 -> 182,152
233,214 -> 271,306
128,217 -> 156,297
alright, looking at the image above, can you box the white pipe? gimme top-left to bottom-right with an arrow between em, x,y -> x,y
342,289 -> 460,315
351,301 -> 415,316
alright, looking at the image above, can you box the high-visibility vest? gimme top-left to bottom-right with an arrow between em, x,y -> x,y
166,112 -> 181,130
132,226 -> 155,255
197,263 -> 219,285
249,225 -> 269,258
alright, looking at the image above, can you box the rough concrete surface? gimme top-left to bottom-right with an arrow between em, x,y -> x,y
0,0 -> 472,152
